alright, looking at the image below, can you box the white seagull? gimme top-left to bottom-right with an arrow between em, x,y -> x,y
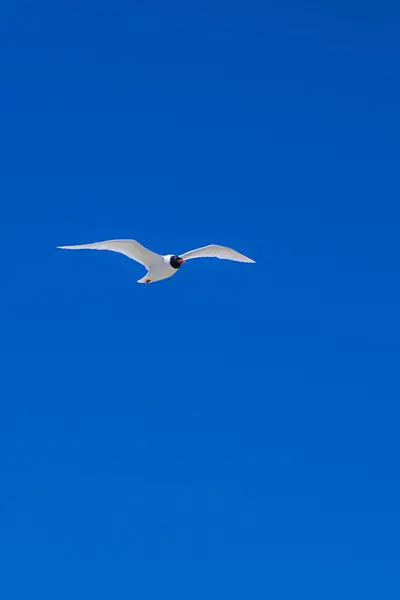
58,239 -> 255,284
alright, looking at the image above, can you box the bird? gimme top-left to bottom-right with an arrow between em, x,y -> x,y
58,239 -> 255,284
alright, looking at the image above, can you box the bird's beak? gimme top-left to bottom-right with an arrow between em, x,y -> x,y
178,259 -> 185,264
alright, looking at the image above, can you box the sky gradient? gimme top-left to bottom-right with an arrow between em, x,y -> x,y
1,0 -> 400,597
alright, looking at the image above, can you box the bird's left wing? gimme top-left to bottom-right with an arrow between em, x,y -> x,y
181,244 -> 255,263
58,239 -> 160,268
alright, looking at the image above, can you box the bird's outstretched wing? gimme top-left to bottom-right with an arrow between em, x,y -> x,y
58,239 -> 160,268
181,244 -> 255,263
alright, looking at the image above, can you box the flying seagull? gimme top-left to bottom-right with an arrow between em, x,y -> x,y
58,239 -> 255,284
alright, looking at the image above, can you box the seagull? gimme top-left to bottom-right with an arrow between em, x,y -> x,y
58,239 -> 255,284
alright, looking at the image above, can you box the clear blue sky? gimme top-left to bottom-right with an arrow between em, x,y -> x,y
1,0 -> 399,597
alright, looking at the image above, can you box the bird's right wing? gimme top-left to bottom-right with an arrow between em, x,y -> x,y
181,244 -> 255,263
58,239 -> 160,268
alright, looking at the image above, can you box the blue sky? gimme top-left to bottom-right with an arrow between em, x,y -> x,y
1,0 -> 400,597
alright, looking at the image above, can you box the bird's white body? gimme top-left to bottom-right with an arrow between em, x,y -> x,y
138,255 -> 178,284
58,239 -> 255,284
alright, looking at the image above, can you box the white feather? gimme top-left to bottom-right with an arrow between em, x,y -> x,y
181,244 -> 255,263
58,239 -> 160,269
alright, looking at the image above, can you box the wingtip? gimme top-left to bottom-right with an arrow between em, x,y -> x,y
239,253 -> 255,263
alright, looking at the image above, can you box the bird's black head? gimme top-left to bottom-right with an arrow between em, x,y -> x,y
170,255 -> 185,269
